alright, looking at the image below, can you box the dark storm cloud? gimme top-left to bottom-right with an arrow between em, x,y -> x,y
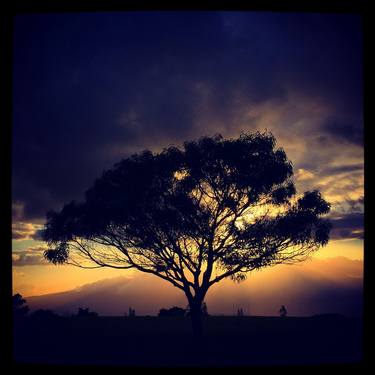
12,12 -> 363,221
323,119 -> 363,146
221,12 -> 362,113
330,212 -> 364,240
320,163 -> 363,176
12,222 -> 43,240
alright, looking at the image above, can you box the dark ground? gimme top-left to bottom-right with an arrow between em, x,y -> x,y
13,315 -> 363,367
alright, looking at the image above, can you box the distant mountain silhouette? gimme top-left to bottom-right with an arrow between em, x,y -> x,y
26,256 -> 363,317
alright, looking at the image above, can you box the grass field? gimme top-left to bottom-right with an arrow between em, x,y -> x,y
13,315 -> 363,366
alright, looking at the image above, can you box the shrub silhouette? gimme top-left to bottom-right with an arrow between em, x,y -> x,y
158,306 -> 186,317
76,307 -> 98,318
13,293 -> 29,319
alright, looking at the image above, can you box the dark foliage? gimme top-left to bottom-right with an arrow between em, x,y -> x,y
13,294 -> 29,319
42,132 -> 331,335
158,306 -> 186,317
76,308 -> 98,318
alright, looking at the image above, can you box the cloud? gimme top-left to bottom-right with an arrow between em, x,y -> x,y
12,222 -> 44,240
295,168 -> 315,181
25,256 -> 363,317
12,245 -> 48,266
12,12 -> 363,224
323,118 -> 363,146
329,213 -> 364,240
12,201 -> 25,221
320,163 -> 363,176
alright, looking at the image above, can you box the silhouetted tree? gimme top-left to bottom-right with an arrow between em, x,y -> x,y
186,301 -> 208,317
42,132 -> 331,336
13,293 -> 29,319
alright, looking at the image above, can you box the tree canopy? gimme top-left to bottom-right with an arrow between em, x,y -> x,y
43,132 -> 331,334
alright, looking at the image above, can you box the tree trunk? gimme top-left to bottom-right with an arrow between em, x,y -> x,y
189,299 -> 204,338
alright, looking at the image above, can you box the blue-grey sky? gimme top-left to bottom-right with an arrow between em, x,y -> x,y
12,11 -> 363,275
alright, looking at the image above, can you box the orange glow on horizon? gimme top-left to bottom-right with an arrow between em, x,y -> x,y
13,238 -> 363,299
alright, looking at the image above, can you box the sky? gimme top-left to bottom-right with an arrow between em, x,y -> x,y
12,11 -> 364,315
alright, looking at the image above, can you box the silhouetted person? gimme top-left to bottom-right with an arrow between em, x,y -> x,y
279,305 -> 287,317
237,308 -> 244,316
